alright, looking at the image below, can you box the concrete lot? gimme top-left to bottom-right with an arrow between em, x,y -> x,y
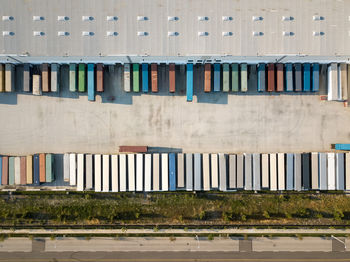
0,64 -> 348,155
45,237 -> 240,252
252,237 -> 332,252
0,238 -> 32,252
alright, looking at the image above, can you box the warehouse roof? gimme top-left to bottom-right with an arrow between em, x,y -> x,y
0,0 -> 349,61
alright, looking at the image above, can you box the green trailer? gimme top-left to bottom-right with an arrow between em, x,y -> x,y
232,63 -> 239,92
223,63 -> 230,92
8,156 -> 15,185
45,154 -> 54,183
78,63 -> 86,92
133,64 -> 140,92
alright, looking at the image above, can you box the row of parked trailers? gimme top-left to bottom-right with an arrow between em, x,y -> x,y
0,154 -> 54,186
0,62 -> 349,102
65,152 -> 350,192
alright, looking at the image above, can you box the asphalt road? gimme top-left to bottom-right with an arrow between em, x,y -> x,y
0,251 -> 350,262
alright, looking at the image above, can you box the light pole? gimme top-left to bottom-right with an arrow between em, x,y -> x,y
195,234 -> 200,249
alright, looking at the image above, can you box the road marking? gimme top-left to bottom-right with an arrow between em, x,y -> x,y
0,259 -> 350,262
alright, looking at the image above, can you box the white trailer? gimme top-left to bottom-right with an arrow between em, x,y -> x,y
236,154 -> 244,189
277,153 -> 285,190
85,154 -> 93,190
124,64 -> 131,92
77,154 -> 84,191
94,154 -> 101,192
144,154 -> 152,192
229,155 -> 236,189
211,154 -> 219,189
311,152 -> 319,190
346,153 -> 350,191
153,154 -> 160,191
269,154 -> 277,191
14,156 -> 20,185
63,153 -> 70,183
136,154 -> 143,192
261,154 -> 269,189
203,153 -> 210,191
327,153 -> 335,190
111,155 -> 119,192
69,153 -> 76,186
119,154 -> 127,192
177,153 -> 185,188
102,155 -> 110,192
128,154 -> 135,191
161,153 -> 168,191
219,153 -> 227,191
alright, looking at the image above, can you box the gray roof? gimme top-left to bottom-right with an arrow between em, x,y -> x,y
0,0 -> 350,62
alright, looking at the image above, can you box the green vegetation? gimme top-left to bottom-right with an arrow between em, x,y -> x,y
0,192 -> 350,226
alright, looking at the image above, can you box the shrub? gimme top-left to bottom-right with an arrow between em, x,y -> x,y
208,234 -> 214,241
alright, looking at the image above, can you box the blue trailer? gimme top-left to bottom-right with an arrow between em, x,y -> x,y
312,63 -> 319,92
257,63 -> 266,92
303,63 -> 311,92
286,63 -> 293,91
33,154 -> 40,186
142,63 -> 148,93
186,64 -> 193,101
169,153 -> 176,191
286,153 -> 294,190
87,63 -> 95,101
335,144 -> 350,150
214,63 -> 220,92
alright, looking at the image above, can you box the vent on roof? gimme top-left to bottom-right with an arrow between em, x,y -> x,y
313,15 -> 324,21
282,31 -> 294,36
33,16 -> 44,21
106,16 -> 118,21
188,59 -> 194,63
197,60 -> 203,63
2,31 -> 14,36
198,16 -> 209,21
313,31 -> 324,36
282,16 -> 294,21
222,31 -> 233,36
252,16 -> 263,21
33,31 -> 45,36
137,16 -> 148,21
222,16 -> 233,21
168,31 -> 179,36
252,31 -> 264,36
198,31 -> 209,36
57,16 -> 69,21
82,31 -> 94,36
58,31 -> 69,36
82,16 -> 94,21
2,16 -> 14,21
168,16 -> 179,21
137,31 -> 148,36
106,31 -> 118,36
